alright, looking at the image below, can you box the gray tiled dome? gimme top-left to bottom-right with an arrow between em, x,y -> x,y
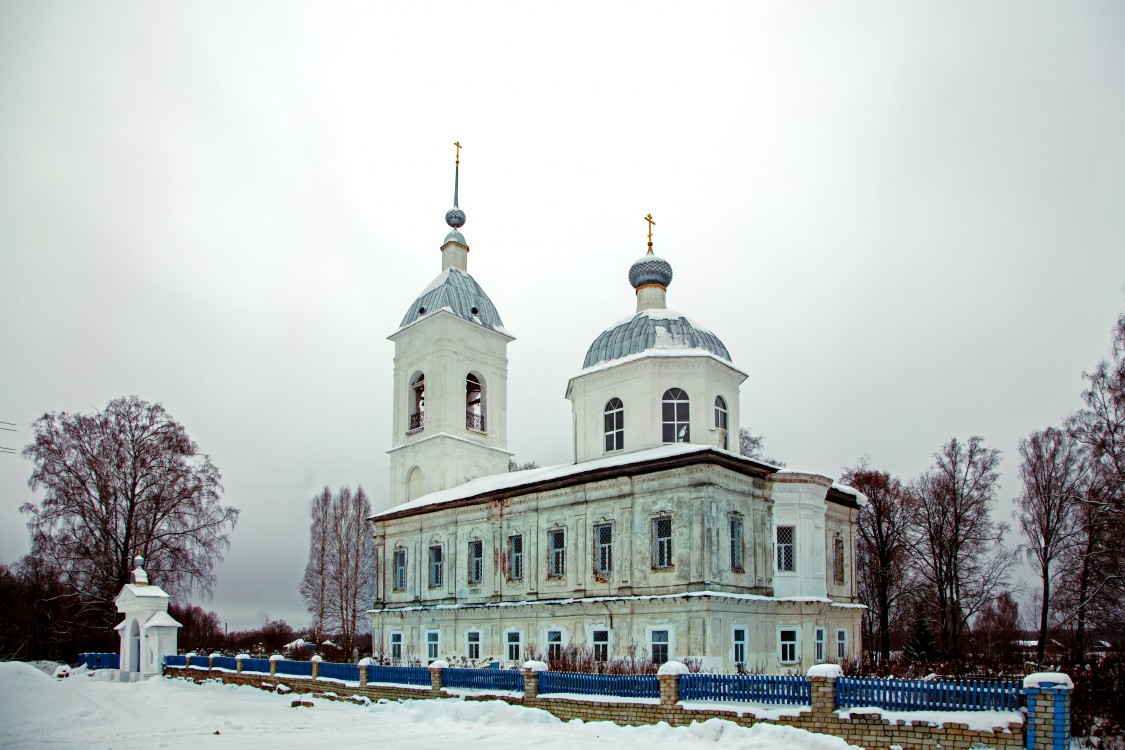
399,267 -> 505,331
582,311 -> 731,369
628,255 -> 673,289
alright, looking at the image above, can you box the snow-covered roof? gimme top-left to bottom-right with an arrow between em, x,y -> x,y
144,611 -> 182,628
395,267 -> 508,335
582,308 -> 731,369
774,468 -> 868,507
116,583 -> 170,600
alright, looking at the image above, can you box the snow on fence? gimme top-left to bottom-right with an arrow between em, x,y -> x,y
538,671 -> 660,699
211,656 -> 238,671
164,654 -> 187,668
318,662 -> 360,682
275,660 -> 314,677
445,667 -> 524,691
366,665 -> 431,686
78,653 -> 119,670
836,676 -> 1022,712
679,673 -> 811,704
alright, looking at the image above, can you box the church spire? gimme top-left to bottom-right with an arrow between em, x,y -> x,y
629,212 -> 673,312
441,141 -> 469,271
445,141 -> 466,230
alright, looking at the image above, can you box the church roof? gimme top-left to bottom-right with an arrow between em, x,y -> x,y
397,267 -> 506,333
582,308 -> 731,369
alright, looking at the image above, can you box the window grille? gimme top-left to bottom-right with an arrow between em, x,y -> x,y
652,516 -> 673,569
428,545 -> 443,588
547,631 -> 562,663
390,632 -> 403,662
776,525 -> 795,572
604,398 -> 624,452
779,629 -> 798,663
592,630 -> 609,662
466,374 -> 485,431
733,628 -> 746,665
833,536 -> 845,584
393,549 -> 407,591
815,627 -> 825,663
661,388 -> 690,443
410,374 -> 425,430
594,523 -> 613,576
468,540 -> 483,585
548,529 -> 565,578
508,535 -> 524,581
837,629 -> 847,660
651,630 -> 670,665
467,631 -> 480,660
506,631 -> 521,662
730,516 -> 744,571
427,631 -> 440,661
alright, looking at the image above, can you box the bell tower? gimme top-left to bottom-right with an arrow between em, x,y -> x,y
387,143 -> 514,506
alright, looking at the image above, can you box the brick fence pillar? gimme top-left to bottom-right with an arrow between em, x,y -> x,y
311,658 -> 320,680
1025,675 -> 1072,750
430,665 -> 445,695
658,674 -> 679,709
522,669 -> 538,701
808,675 -> 837,718
359,664 -> 368,686
236,656 -> 243,674
269,657 -> 279,677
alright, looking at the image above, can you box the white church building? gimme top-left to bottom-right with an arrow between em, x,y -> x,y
368,151 -> 865,673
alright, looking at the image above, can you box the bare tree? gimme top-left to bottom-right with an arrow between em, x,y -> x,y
841,460 -> 914,665
21,396 -> 238,624
1015,427 -> 1084,662
299,487 -> 333,644
910,436 -> 1015,656
738,427 -> 785,466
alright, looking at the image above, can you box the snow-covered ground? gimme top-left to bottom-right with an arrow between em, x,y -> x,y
0,661 -> 859,750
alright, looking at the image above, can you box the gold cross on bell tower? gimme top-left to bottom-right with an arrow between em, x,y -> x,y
644,213 -> 655,254
454,141 -> 461,166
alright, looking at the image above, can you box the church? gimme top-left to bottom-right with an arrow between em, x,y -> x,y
368,147 -> 865,673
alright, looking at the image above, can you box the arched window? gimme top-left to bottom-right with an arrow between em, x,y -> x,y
466,373 -> 485,431
406,466 -> 424,501
662,388 -> 690,443
604,398 -> 624,452
410,373 -> 425,430
714,395 -> 728,449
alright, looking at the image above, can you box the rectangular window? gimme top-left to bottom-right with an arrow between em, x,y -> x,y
547,630 -> 562,663
390,631 -> 403,661
837,629 -> 847,660
733,627 -> 747,666
592,630 -> 609,662
815,627 -> 825,663
428,545 -> 443,588
548,529 -> 566,578
468,539 -> 483,585
730,516 -> 744,571
779,628 -> 798,664
833,536 -> 845,585
427,631 -> 440,661
651,629 -> 670,665
393,549 -> 407,591
467,631 -> 481,660
652,517 -> 673,569
594,523 -> 613,576
776,526 -> 795,572
506,631 -> 521,662
508,534 -> 524,581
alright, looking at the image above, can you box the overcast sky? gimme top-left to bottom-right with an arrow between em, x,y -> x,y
2,1 -> 1124,630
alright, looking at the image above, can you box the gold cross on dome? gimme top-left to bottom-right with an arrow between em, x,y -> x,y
454,141 -> 461,166
644,213 -> 655,253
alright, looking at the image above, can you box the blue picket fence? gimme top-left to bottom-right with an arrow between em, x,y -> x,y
444,667 -> 524,691
365,665 -> 432,686
680,673 -> 811,705
318,662 -> 360,682
836,677 -> 1022,712
164,654 -> 187,668
211,656 -> 238,671
538,671 -> 660,699
241,658 -> 271,673
275,660 -> 314,677
78,653 -> 119,670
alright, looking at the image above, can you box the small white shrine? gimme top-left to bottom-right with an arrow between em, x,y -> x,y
114,556 -> 180,680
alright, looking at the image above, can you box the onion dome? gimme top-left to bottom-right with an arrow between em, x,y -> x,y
628,254 -> 673,289
445,207 -> 466,229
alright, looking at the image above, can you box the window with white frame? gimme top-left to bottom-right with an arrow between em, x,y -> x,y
815,627 -> 825,663
733,627 -> 747,666
594,523 -> 612,576
730,515 -> 744,571
837,629 -> 847,660
776,525 -> 795,572
468,539 -> 483,585
508,534 -> 523,581
390,631 -> 403,662
506,631 -> 521,662
466,631 -> 481,660
547,630 -> 562,663
548,528 -> 565,578
714,395 -> 728,449
779,628 -> 799,664
592,630 -> 609,662
427,631 -> 440,661
650,629 -> 670,665
428,544 -> 443,588
393,548 -> 407,591
604,398 -> 624,452
466,373 -> 485,431
652,516 -> 673,569
661,388 -> 690,443
833,535 -> 845,585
